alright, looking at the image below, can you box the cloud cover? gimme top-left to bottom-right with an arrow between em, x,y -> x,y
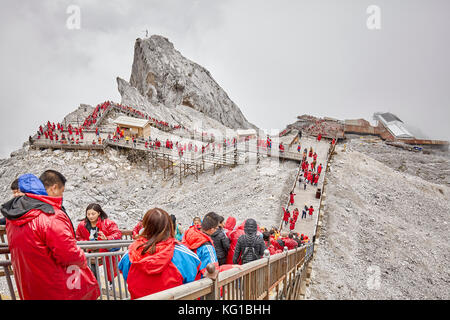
0,0 -> 449,158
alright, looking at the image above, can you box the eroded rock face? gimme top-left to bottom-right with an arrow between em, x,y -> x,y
127,35 -> 256,130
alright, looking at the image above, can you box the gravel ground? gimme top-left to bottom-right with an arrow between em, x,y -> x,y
307,140 -> 450,299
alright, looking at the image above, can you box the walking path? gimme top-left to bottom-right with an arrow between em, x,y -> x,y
282,136 -> 331,240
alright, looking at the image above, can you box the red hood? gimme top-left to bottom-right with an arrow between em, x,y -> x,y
224,216 -> 236,231
229,220 -> 246,241
182,225 -> 212,250
26,193 -> 63,208
128,237 -> 176,275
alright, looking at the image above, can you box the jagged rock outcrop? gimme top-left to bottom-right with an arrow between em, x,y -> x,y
117,77 -> 231,133
126,35 -> 256,130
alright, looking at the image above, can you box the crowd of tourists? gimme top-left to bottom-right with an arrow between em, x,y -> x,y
32,101 -> 217,147
0,170 -> 311,300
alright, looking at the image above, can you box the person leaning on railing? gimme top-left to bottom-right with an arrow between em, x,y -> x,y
76,203 -> 122,283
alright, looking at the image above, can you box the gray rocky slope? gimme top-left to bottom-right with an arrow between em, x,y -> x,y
307,139 -> 450,299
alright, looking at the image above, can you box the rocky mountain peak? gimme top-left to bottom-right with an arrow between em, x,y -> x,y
127,35 -> 256,130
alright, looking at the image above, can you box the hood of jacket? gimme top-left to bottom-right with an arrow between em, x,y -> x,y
211,227 -> 227,239
244,218 -> 258,235
18,174 -> 48,196
182,225 -> 212,250
0,193 -> 60,226
128,237 -> 176,275
224,216 -> 236,231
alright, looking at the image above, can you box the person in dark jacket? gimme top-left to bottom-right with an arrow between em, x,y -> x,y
1,179 -> 24,225
211,215 -> 230,265
232,219 -> 265,265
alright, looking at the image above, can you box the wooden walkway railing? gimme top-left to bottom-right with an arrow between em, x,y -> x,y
1,226 -> 314,300
141,244 -> 314,300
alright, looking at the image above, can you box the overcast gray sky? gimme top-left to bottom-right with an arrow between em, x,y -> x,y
0,0 -> 449,158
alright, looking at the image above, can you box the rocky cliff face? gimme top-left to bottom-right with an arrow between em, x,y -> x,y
127,35 -> 256,130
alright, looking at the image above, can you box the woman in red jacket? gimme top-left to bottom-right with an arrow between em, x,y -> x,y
118,208 -> 201,299
76,203 -> 122,282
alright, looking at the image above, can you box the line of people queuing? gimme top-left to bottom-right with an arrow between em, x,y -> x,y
34,100 -> 219,146
279,142 -> 324,233
0,171 -> 311,300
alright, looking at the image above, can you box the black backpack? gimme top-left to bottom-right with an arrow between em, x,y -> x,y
242,246 -> 258,262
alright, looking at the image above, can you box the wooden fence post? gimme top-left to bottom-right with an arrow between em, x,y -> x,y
264,249 -> 270,300
205,263 -> 219,300
283,246 -> 288,299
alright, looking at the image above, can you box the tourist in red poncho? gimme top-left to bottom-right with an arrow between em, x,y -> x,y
132,220 -> 143,239
317,133 -> 322,142
263,232 -> 280,255
308,206 -> 314,218
317,163 -> 323,175
118,208 -> 201,300
1,172 -> 100,300
289,218 -> 296,231
307,171 -> 313,184
282,207 -> 290,226
292,208 -> 299,222
281,232 -> 298,250
76,203 -> 122,283
224,216 -> 236,238
226,220 -> 246,264
182,216 -> 219,277
314,174 -> 319,186
289,191 -> 296,205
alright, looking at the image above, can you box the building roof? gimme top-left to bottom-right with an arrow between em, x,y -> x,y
236,129 -> 256,136
373,112 -> 414,139
113,116 -> 149,128
385,122 -> 414,139
375,112 -> 402,123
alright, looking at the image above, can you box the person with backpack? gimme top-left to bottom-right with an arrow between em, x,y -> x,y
232,219 -> 265,265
